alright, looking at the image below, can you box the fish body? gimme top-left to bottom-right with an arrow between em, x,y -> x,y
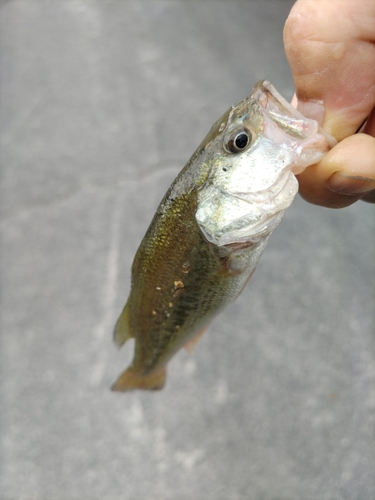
112,81 -> 336,391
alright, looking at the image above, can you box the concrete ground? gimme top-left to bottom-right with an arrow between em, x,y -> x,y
1,1 -> 374,499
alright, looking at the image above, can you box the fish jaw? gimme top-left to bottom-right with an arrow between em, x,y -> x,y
195,80 -> 337,247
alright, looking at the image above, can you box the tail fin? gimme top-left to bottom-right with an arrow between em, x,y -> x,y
111,366 -> 167,392
113,302 -> 133,348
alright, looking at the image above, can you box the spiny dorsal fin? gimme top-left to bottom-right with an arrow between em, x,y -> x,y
113,302 -> 133,348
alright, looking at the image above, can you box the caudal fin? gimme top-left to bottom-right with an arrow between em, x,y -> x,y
111,366 -> 167,392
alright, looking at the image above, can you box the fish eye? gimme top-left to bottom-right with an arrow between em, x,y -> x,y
225,128 -> 252,153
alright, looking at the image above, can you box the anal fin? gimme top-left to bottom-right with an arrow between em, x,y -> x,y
111,366 -> 167,392
184,326 -> 208,355
113,302 -> 133,348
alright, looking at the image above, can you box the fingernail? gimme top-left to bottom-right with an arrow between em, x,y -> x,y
327,172 -> 375,196
296,99 -> 325,126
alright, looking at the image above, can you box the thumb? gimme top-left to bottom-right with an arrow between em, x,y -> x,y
283,0 -> 375,140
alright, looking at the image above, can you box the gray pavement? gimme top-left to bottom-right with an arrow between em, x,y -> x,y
1,1 -> 374,499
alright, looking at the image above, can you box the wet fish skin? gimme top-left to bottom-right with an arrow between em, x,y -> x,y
112,81 -> 336,392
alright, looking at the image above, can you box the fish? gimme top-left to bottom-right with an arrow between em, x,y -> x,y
111,80 -> 336,392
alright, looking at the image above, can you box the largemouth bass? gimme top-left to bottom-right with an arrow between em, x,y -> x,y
112,81 -> 336,392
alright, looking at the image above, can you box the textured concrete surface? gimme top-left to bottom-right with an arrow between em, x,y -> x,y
1,1 -> 374,499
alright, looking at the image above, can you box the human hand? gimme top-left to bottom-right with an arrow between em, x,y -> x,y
283,0 -> 375,208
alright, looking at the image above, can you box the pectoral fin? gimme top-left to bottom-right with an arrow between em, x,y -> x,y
113,302 -> 133,348
111,366 -> 167,392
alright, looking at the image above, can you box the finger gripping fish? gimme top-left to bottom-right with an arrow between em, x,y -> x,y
112,81 -> 336,392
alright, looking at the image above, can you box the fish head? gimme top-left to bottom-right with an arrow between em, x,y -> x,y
195,80 -> 337,247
